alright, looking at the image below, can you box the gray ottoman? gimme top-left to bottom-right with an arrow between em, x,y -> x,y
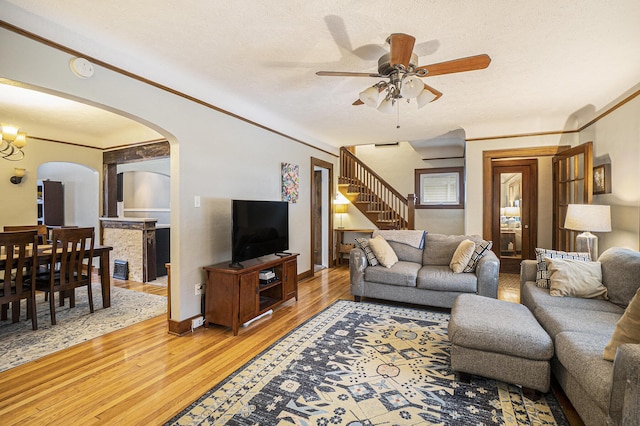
448,294 -> 554,393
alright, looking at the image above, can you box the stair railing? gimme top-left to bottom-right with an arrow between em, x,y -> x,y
340,147 -> 415,230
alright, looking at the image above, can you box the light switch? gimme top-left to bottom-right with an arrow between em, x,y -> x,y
194,195 -> 201,208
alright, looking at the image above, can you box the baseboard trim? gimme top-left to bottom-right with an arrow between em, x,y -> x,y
168,315 -> 201,336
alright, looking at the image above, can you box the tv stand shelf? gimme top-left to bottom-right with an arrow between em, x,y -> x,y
202,253 -> 298,335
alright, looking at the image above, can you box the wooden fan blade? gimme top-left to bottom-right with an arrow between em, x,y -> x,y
388,33 -> 416,68
316,71 -> 381,77
423,83 -> 443,102
416,54 -> 491,77
353,99 -> 364,106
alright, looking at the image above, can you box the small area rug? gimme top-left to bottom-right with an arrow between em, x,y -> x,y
0,283 -> 166,372
167,300 -> 568,425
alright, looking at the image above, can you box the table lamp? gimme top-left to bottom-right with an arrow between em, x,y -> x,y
335,203 -> 348,229
564,204 -> 611,260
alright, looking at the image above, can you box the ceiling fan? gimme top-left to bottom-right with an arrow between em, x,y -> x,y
316,33 -> 491,119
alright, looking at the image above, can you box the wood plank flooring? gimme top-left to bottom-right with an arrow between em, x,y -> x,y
0,267 -> 582,425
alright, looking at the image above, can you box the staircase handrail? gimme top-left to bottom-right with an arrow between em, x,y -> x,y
340,148 -> 408,203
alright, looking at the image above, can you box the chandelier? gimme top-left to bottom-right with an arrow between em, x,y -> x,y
1,123 -> 27,161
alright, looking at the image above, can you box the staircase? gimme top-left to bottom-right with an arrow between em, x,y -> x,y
338,147 -> 415,230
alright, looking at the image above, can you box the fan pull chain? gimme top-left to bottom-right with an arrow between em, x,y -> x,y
396,100 -> 400,129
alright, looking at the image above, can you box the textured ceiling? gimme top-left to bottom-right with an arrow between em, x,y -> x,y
1,0 -> 640,151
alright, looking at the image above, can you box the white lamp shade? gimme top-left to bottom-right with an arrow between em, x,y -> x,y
503,206 -> 520,217
13,132 -> 27,148
358,86 -> 380,107
377,98 -> 395,114
400,76 -> 424,98
1,123 -> 19,141
416,88 -> 437,108
564,204 -> 611,232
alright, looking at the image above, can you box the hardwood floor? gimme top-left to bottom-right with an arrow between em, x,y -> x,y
0,267 -> 583,425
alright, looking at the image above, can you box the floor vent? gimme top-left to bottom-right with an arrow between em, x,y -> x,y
113,260 -> 128,280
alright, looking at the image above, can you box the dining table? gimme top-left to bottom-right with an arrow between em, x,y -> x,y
0,244 -> 114,308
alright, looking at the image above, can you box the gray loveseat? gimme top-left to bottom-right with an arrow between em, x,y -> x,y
520,247 -> 640,426
350,233 -> 500,308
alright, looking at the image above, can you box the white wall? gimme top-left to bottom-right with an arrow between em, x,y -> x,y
0,138 -> 102,227
0,27 -> 338,322
38,162 -> 100,230
579,94 -> 640,252
354,142 -> 465,235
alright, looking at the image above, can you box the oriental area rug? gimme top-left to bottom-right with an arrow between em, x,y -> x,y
167,300 -> 568,425
0,283 -> 166,372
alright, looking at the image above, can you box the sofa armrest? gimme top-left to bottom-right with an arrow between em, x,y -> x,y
520,259 -> 537,288
476,250 -> 499,299
349,248 -> 368,297
610,343 -> 640,425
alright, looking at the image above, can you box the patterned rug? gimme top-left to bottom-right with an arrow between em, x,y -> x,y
167,300 -> 568,425
0,283 -> 166,372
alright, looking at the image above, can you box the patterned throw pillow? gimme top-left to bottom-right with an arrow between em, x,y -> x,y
463,240 -> 493,273
355,237 -> 379,267
535,248 -> 590,288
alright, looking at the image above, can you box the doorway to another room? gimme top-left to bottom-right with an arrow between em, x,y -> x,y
310,158 -> 334,274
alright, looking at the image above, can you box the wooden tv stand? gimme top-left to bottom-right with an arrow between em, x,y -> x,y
202,253 -> 298,335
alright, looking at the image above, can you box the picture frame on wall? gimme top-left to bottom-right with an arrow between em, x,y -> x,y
593,164 -> 611,195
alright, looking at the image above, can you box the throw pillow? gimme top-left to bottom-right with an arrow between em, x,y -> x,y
354,237 -> 379,267
545,257 -> 608,299
535,248 -> 590,288
603,288 -> 640,361
450,239 -> 476,273
462,240 -> 493,273
367,235 -> 398,268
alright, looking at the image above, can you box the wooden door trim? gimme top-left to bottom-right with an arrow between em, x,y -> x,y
310,158 -> 334,272
482,146 -> 570,240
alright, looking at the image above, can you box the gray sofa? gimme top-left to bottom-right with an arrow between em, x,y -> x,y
520,247 -> 640,426
350,233 -> 500,308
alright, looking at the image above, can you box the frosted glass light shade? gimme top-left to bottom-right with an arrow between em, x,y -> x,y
400,76 -> 424,98
13,132 -> 27,148
358,86 -> 380,107
1,123 -> 19,141
377,98 -> 394,114
417,88 -> 437,108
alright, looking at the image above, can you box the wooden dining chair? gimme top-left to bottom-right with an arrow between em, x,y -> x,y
34,227 -> 95,325
0,230 -> 39,330
3,225 -> 49,245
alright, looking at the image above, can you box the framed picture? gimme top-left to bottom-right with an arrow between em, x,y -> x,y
593,164 -> 611,195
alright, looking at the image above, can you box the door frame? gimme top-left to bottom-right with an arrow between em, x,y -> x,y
310,157 -> 334,274
482,146 -> 570,250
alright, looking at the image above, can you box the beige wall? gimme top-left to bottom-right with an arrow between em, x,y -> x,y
1,27 -> 338,322
0,138 -> 102,226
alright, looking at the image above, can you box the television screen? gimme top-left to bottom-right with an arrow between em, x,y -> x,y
231,200 -> 289,265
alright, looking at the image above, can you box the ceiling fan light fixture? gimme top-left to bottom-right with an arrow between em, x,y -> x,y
359,86 -> 380,107
400,76 -> 424,99
377,98 -> 395,114
417,88 -> 438,109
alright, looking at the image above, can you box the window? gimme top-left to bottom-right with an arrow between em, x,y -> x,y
414,167 -> 464,209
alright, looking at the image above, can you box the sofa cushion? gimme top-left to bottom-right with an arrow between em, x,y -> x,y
521,282 -> 625,315
423,234 -> 482,266
355,237 -> 379,267
545,258 -> 608,299
555,332 -> 614,413
364,261 -> 421,287
449,239 -> 476,273
599,247 -> 640,308
535,248 -> 590,288
534,305 -> 619,339
368,235 -> 398,268
388,241 -> 423,264
462,239 -> 493,273
416,266 -> 477,293
603,288 -> 640,361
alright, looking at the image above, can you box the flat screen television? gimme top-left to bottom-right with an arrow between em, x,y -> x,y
231,199 -> 289,267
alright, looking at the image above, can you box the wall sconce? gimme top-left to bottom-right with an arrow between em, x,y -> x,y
10,168 -> 26,184
1,123 -> 27,161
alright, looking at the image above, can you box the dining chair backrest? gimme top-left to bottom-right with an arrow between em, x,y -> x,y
3,225 -> 48,245
49,227 -> 95,288
0,230 -> 38,329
